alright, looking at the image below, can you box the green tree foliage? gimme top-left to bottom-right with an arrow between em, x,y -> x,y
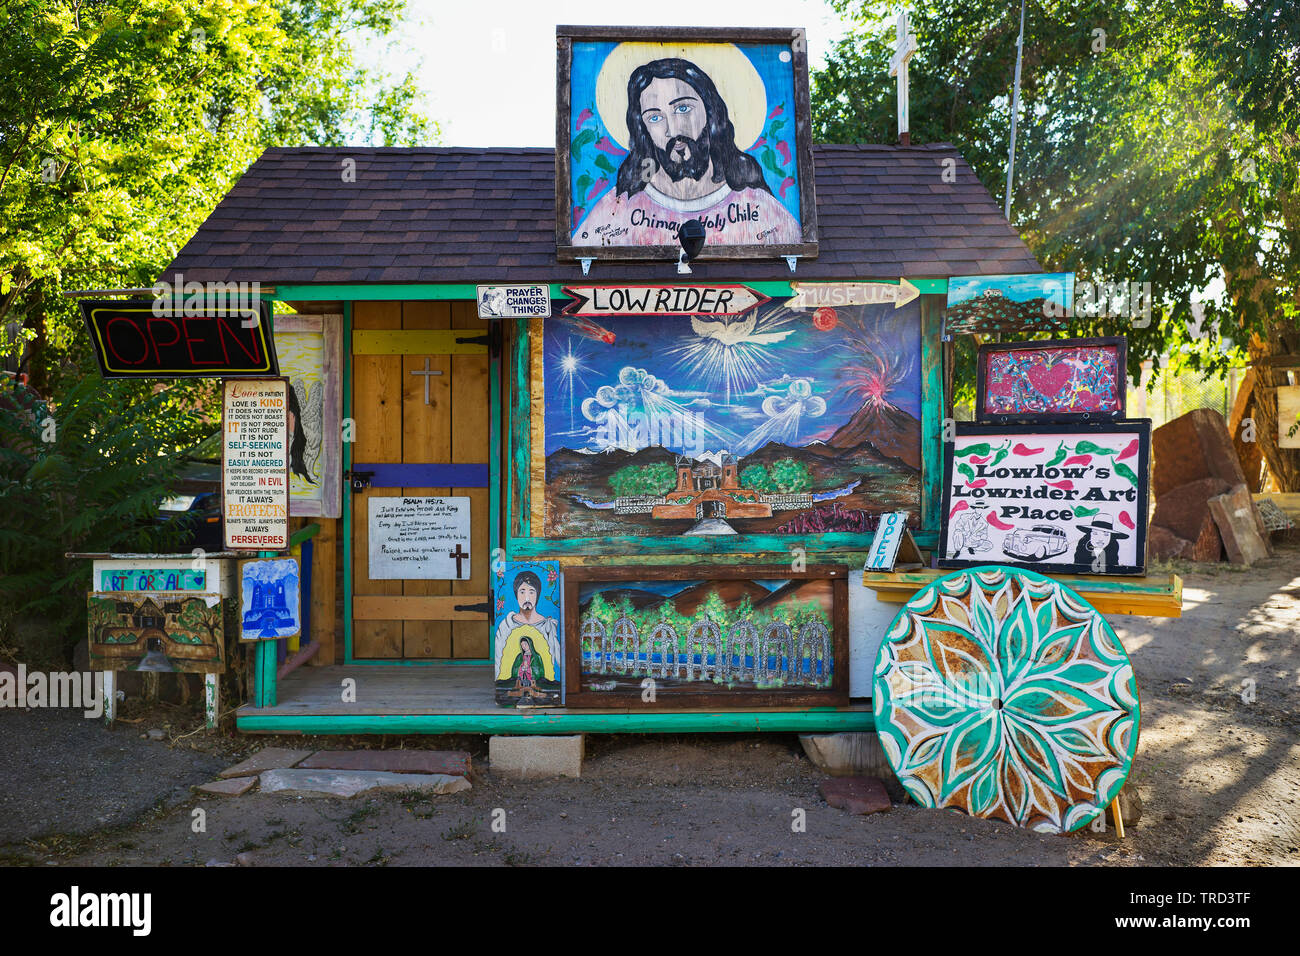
0,0 -> 436,658
813,1 -> 1300,486
1,0 -> 437,390
608,462 -> 676,497
0,374 -> 210,662
768,457 -> 811,493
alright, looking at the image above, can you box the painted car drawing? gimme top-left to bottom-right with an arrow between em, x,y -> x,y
1002,525 -> 1070,561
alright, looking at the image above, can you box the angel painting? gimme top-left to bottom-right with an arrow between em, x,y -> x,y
287,379 -> 323,487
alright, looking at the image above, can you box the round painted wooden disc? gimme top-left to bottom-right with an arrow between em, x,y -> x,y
873,565 -> 1139,832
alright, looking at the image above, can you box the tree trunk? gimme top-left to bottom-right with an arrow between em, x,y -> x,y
20,282 -> 49,395
1247,325 -> 1300,491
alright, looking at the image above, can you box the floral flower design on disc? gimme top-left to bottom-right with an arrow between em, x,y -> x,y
873,566 -> 1139,833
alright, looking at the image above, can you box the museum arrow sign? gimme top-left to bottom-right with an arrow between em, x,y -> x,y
785,278 -> 920,310
561,284 -> 769,317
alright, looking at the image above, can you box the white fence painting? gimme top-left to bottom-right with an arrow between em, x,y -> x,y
581,615 -> 832,687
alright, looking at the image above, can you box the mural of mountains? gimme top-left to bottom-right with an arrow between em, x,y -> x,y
826,403 -> 922,470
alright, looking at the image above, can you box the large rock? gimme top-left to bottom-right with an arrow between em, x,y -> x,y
1153,409 -> 1247,498
1152,477 -> 1231,543
258,769 -> 470,797
819,776 -> 892,815
1209,484 -> 1271,565
489,735 -> 583,778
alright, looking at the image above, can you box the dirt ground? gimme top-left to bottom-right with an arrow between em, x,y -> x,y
3,548 -> 1298,867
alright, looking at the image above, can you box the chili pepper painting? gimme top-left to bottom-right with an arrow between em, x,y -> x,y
941,423 -> 1151,576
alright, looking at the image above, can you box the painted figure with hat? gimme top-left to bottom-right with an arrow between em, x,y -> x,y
1073,514 -> 1127,569
949,502 -> 994,556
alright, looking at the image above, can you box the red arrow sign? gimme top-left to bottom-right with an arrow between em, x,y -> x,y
561,284 -> 769,317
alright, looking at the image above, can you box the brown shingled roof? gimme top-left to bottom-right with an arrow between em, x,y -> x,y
160,144 -> 1040,285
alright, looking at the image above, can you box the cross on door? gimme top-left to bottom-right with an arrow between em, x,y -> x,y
410,357 -> 443,405
448,543 -> 469,579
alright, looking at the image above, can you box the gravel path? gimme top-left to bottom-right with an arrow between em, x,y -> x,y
3,547 -> 1298,866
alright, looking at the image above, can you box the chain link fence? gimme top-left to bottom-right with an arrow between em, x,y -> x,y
1127,361 -> 1239,430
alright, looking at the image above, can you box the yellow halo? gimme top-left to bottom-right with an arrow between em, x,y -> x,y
593,42 -> 767,152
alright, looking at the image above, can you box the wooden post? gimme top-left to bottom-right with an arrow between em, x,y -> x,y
204,673 -> 220,729
309,517 -> 337,664
255,641 -> 278,708
1111,795 -> 1126,839
102,671 -> 116,725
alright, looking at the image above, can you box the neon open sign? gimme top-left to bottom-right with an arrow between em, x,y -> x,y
79,300 -> 278,378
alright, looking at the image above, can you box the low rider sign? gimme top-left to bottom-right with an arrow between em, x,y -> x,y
561,284 -> 768,317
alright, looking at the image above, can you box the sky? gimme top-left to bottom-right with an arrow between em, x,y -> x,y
360,0 -> 856,147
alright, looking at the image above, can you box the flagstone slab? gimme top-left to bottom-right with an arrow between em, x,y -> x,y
219,747 -> 311,778
196,776 -> 257,796
297,749 -> 471,777
258,769 -> 471,798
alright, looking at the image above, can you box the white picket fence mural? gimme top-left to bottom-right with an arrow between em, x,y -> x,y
581,615 -> 832,686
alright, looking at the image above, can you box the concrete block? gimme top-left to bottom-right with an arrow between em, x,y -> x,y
800,732 -> 893,778
489,735 -> 584,778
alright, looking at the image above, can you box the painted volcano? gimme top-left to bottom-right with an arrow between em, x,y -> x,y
826,402 -> 922,471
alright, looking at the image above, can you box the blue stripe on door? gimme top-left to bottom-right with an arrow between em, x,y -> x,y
354,463 -> 489,488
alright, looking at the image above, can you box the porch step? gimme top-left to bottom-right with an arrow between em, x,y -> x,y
259,768 -> 470,798
297,749 -> 471,777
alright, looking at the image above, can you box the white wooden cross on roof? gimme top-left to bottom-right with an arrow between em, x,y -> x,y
888,8 -> 919,145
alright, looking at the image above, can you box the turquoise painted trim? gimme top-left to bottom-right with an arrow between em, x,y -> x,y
502,315 -> 940,558
340,658 -> 491,667
920,296 -> 944,534
252,549 -> 280,707
509,321 -> 530,538
506,534 -> 937,562
270,279 -> 948,303
489,330 -> 503,665
236,709 -> 875,735
342,302 -> 355,665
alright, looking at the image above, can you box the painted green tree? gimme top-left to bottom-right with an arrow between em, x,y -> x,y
768,458 -> 812,493
608,462 -> 676,497
739,464 -> 773,492
813,0 -> 1300,487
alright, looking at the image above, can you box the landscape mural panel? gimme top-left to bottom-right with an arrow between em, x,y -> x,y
577,575 -> 834,696
541,300 -> 923,537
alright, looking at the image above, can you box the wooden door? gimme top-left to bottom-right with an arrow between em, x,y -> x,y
350,301 -> 491,660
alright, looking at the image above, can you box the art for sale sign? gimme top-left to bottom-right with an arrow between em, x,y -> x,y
222,378 -> 289,551
939,421 -> 1150,576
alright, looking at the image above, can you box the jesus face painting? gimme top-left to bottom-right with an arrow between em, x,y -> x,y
568,41 -> 805,250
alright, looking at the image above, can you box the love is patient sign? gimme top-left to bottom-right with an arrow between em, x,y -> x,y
940,422 -> 1150,576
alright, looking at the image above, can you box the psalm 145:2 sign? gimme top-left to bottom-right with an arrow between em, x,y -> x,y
940,422 -> 1150,576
